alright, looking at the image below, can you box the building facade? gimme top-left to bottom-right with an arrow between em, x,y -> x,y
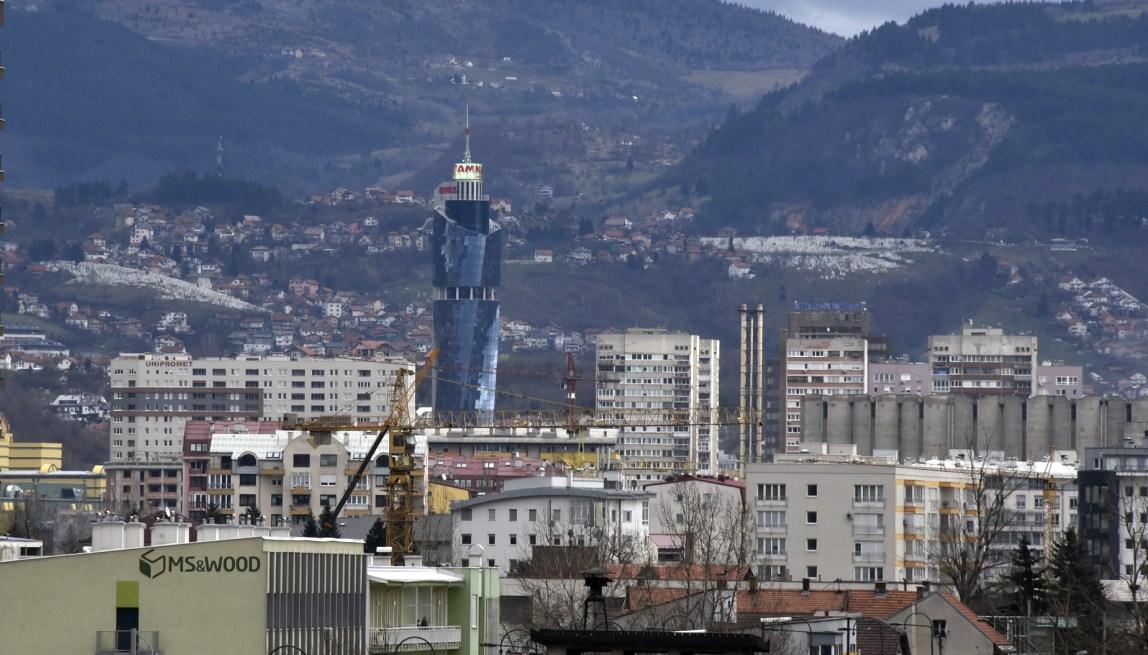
929,326 -> 1038,396
779,304 -> 875,452
431,129 -> 502,413
869,361 -> 931,396
449,477 -> 652,574
178,423 -> 427,526
1079,447 -> 1148,583
108,353 -> 414,462
1035,362 -> 1085,398
738,304 -> 768,465
745,456 -> 1077,584
595,329 -> 720,478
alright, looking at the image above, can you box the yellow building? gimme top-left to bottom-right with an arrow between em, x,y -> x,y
427,481 -> 470,514
0,413 -> 65,471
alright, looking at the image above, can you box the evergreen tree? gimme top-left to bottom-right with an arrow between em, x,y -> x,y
1005,535 -> 1046,616
318,505 -> 341,538
364,517 -> 387,554
302,513 -> 320,538
244,505 -> 263,525
1048,528 -> 1107,653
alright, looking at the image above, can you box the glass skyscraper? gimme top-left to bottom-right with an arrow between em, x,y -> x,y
430,125 -> 502,413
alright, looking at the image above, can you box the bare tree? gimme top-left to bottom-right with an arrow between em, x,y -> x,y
514,503 -> 649,630
652,480 -> 754,628
933,455 -> 1026,607
1118,488 -> 1148,650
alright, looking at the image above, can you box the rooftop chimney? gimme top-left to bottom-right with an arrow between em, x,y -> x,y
801,578 -> 811,594
875,581 -> 887,596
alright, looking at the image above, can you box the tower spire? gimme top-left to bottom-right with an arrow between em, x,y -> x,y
463,104 -> 472,163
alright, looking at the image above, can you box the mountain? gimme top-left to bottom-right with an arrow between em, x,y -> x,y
2,0 -> 839,191
655,1 -> 1148,240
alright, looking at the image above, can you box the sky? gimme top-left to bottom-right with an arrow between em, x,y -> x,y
743,0 -> 968,36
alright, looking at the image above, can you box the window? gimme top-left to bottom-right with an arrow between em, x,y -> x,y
904,485 -> 925,505
488,534 -> 496,545
487,559 -> 496,568
855,567 -> 885,581
320,475 -> 337,487
854,485 -> 884,504
760,538 -> 785,556
807,484 -> 818,497
509,509 -> 518,522
1016,495 -> 1027,510
461,534 -> 472,545
806,566 -> 818,579
758,510 -> 785,528
320,454 -> 338,467
806,538 -> 818,552
461,509 -> 472,521
528,509 -> 538,522
529,534 -> 537,545
758,484 -> 786,501
293,454 -> 311,467
806,511 -> 817,525
551,508 -> 561,523
509,534 -> 518,545
488,509 -> 496,521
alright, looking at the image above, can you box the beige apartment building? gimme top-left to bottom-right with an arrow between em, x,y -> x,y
108,353 -> 415,462
595,329 -> 720,481
782,337 -> 867,452
182,426 -> 428,526
929,326 -> 1038,396
746,454 -> 1077,584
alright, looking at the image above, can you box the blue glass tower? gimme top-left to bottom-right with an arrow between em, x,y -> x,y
431,120 -> 502,413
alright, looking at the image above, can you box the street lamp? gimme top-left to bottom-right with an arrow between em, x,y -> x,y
890,611 -> 938,655
268,646 -> 308,655
394,634 -> 437,655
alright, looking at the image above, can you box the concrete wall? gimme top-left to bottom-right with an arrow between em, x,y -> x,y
800,394 -> 1142,461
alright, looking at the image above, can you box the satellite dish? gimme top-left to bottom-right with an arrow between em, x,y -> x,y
4,485 -> 23,498
165,506 -> 174,520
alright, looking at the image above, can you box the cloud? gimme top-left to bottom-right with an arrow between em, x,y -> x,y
742,0 -> 967,36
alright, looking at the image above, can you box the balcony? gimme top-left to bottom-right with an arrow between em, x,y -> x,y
852,525 -> 886,538
759,551 -> 787,561
756,497 -> 787,507
853,552 -> 887,563
95,630 -> 161,655
369,625 -> 462,653
853,497 -> 885,509
757,525 -> 787,535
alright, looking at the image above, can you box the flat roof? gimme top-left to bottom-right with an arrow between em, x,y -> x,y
452,486 -> 652,510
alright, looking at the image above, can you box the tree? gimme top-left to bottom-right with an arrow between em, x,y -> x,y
1116,487 -> 1148,650
364,517 -> 387,554
1005,535 -> 1046,616
302,513 -> 320,538
1047,528 -> 1107,653
138,236 -> 151,252
63,242 -> 86,263
28,238 -> 57,262
244,505 -> 263,525
935,453 -> 1025,608
318,505 -> 341,538
203,503 -> 224,525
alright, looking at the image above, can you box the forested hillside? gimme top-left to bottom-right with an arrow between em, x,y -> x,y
655,2 -> 1148,240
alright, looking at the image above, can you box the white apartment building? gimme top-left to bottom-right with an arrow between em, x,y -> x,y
782,337 -> 867,452
595,329 -> 720,480
185,427 -> 428,527
746,454 -> 1077,584
448,476 -> 653,573
108,353 -> 415,462
929,326 -> 1038,396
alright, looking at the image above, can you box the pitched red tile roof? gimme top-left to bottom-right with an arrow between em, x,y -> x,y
737,589 -> 919,620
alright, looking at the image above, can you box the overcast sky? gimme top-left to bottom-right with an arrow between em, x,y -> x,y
741,0 -> 967,36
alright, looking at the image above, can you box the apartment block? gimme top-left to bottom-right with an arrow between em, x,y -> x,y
779,304 -> 875,453
180,422 -> 427,526
1035,362 -> 1085,398
1079,447 -> 1148,584
745,455 -> 1077,584
108,353 -> 415,462
869,361 -> 931,396
595,329 -> 720,479
449,476 -> 652,573
928,326 -> 1037,396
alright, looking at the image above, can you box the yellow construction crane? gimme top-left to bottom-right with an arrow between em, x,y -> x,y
283,348 -> 438,565
285,348 -> 762,562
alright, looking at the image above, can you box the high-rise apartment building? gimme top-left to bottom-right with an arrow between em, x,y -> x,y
780,304 -> 873,453
108,353 -> 414,462
928,326 -> 1037,396
596,329 -> 719,480
431,119 -> 502,413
